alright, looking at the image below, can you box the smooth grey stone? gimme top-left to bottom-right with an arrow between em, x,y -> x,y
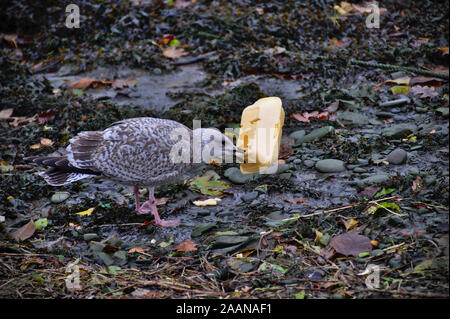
224,167 -> 256,184
382,124 -> 417,139
337,111 -> 369,126
315,159 -> 346,173
51,192 -> 70,203
83,233 -> 99,241
357,174 -> 390,189
191,223 -> 217,237
241,191 -> 259,202
303,159 -> 316,168
289,130 -> 306,140
296,126 -> 335,144
387,148 -> 407,165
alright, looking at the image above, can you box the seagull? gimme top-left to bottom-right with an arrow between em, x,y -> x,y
25,117 -> 243,227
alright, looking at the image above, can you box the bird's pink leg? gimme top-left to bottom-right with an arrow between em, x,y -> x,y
136,187 -> 180,227
134,186 -> 143,212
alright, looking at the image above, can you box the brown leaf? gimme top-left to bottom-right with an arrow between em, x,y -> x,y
11,218 -> 35,241
0,108 -> 13,120
278,143 -> 294,159
284,197 -> 307,204
162,46 -> 188,59
173,239 -> 197,252
410,76 -> 444,88
128,247 -> 150,254
329,231 -> 372,258
412,176 -> 422,192
155,197 -> 171,206
359,186 -> 381,198
68,77 -> 102,90
290,111 -> 329,123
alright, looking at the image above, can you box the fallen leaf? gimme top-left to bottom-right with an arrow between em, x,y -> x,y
155,197 -> 171,206
340,218 -> 359,231
411,85 -> 439,98
128,247 -> 150,254
329,38 -> 344,47
359,186 -> 381,198
329,231 -> 372,258
284,197 -> 307,204
193,198 -> 222,206
173,239 -> 197,252
0,108 -> 13,120
69,77 -> 102,90
11,218 -> 35,241
76,207 -> 95,216
391,85 -> 410,94
40,138 -> 54,146
410,76 -> 444,88
162,46 -> 188,59
412,176 -> 422,192
190,170 -> 229,196
29,143 -> 41,149
290,111 -> 329,123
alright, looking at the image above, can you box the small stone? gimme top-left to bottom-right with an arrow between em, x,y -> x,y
97,252 -> 115,266
303,159 -> 315,168
289,130 -> 305,141
337,112 -> 369,126
382,124 -> 417,139
83,233 -> 99,241
357,174 -> 390,189
387,148 -> 407,165
315,159 -> 346,173
296,126 -> 334,144
305,269 -> 324,281
224,167 -> 256,184
89,241 -> 105,252
51,192 -> 70,203
293,158 -> 302,165
241,191 -> 259,202
353,167 -> 367,173
276,164 -> 291,174
191,223 -> 217,237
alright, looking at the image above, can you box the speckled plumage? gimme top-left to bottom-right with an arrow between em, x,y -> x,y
28,117 -> 196,187
25,117 -> 240,227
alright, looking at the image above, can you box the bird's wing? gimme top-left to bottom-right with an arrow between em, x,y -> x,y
91,118 -> 192,184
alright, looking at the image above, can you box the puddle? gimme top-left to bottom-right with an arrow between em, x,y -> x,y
41,64 -> 209,112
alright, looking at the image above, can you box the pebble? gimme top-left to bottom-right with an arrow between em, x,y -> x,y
289,130 -> 305,140
337,111 -> 369,126
51,192 -> 70,203
241,191 -> 259,202
83,233 -> 99,241
303,160 -> 315,168
381,124 -> 417,139
387,148 -> 407,165
353,167 -> 367,173
295,126 -> 334,145
315,159 -> 346,173
356,174 -> 390,189
224,167 -> 256,184
191,223 -> 217,237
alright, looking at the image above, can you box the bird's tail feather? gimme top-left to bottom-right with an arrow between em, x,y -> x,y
25,154 -> 100,186
40,168 -> 95,186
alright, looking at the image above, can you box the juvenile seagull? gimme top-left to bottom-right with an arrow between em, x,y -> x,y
26,117 -> 242,227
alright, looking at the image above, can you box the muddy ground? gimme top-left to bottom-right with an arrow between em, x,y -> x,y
0,0 -> 448,299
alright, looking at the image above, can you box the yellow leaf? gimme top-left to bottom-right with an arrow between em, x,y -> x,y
385,76 -> 411,85
193,198 -> 222,206
391,85 -> 410,94
76,207 -> 95,216
30,143 -> 41,149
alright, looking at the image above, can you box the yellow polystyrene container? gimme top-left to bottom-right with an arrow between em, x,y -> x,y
237,97 -> 285,174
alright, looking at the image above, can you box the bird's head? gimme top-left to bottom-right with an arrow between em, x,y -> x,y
193,128 -> 244,165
